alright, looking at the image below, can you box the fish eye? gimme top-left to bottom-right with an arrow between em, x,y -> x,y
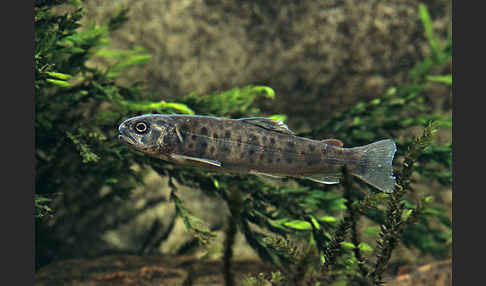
134,121 -> 149,134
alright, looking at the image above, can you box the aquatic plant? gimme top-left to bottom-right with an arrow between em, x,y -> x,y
35,1 -> 451,285
237,4 -> 451,285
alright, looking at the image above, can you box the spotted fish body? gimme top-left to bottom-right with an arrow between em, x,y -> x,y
118,114 -> 397,192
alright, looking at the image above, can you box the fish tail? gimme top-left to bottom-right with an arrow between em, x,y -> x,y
351,139 -> 397,193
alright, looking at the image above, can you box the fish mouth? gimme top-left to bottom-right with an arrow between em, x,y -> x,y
118,133 -> 157,153
118,133 -> 136,145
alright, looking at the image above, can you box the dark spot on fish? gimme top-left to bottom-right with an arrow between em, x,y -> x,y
284,154 -> 294,164
225,130 -> 231,138
306,154 -> 321,166
249,149 -> 255,156
200,127 -> 208,136
200,141 -> 208,150
248,134 -> 259,145
195,138 -> 208,156
188,143 -> 194,149
282,145 -> 297,164
270,138 -> 276,144
210,146 -> 215,154
308,144 -> 316,152
262,136 -> 267,143
221,145 -> 231,154
276,157 -> 281,163
236,136 -> 243,147
191,135 -> 197,141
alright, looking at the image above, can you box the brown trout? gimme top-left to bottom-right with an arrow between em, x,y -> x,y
118,114 -> 397,192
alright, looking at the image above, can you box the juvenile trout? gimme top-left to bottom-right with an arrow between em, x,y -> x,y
118,114 -> 397,192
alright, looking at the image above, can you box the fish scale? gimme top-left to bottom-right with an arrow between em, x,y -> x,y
118,114 -> 397,193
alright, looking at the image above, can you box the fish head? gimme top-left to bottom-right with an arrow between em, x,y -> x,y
118,114 -> 175,155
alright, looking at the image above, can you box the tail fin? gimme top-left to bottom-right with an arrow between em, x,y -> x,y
351,139 -> 397,193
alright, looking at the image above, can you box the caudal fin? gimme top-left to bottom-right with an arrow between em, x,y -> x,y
351,139 -> 397,193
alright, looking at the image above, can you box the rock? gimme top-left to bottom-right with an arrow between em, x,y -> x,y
385,259 -> 452,286
84,0 -> 451,128
35,254 -> 275,286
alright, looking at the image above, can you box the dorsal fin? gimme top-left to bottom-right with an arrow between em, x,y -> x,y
239,117 -> 294,135
321,139 -> 343,147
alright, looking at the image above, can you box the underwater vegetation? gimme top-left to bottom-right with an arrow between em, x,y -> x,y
35,0 -> 451,285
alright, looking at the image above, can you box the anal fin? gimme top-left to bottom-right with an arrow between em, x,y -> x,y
302,173 -> 341,184
170,154 -> 222,167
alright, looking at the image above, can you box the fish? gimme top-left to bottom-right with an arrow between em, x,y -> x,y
118,114 -> 397,193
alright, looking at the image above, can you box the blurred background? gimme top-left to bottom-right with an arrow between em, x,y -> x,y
35,0 -> 452,285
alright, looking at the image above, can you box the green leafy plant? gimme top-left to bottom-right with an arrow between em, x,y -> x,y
35,2 -> 451,285
229,4 -> 451,285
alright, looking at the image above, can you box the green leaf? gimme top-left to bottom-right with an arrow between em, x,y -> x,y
402,209 -> 413,221
119,100 -> 194,114
318,215 -> 337,223
283,220 -> 312,230
419,4 -> 440,57
320,253 -> 326,265
358,242 -> 373,252
35,196 -> 52,204
181,85 -> 275,117
424,196 -> 434,204
267,218 -> 287,230
213,179 -> 220,189
309,216 -> 321,230
340,241 -> 355,249
252,86 -> 276,98
46,78 -> 71,87
45,72 -> 72,80
427,75 -> 452,85
108,54 -> 152,77
268,114 -> 288,122
105,178 -> 118,184
386,87 -> 397,96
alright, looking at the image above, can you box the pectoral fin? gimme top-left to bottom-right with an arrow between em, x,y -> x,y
250,170 -> 285,179
302,173 -> 341,184
170,154 -> 222,167
239,117 -> 294,135
175,127 -> 184,143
